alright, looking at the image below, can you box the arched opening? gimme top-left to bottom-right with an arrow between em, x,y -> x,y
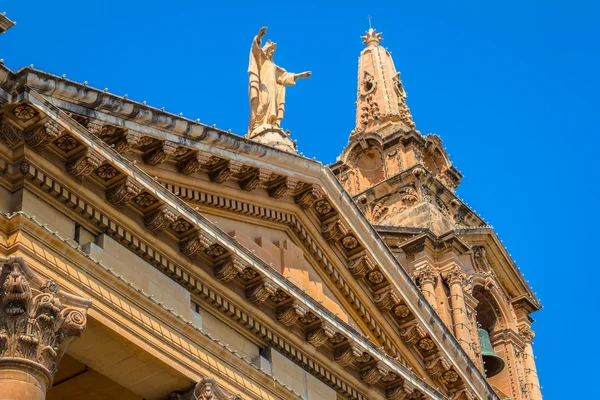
473,287 -> 506,378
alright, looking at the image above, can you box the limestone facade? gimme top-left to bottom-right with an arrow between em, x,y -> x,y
0,17 -> 541,400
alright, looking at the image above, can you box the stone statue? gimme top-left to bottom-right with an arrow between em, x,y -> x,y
248,27 -> 311,145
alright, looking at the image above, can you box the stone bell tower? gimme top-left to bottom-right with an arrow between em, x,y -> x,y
331,28 -> 543,400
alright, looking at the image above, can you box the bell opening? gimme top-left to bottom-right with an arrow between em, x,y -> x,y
478,328 -> 505,378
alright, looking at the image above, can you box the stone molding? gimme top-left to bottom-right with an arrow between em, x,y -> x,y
170,377 -> 242,400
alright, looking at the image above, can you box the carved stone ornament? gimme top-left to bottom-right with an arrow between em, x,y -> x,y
67,149 -> 105,180
106,177 -> 143,208
0,257 -> 91,390
238,168 -> 271,191
374,287 -> 400,313
205,244 -> 227,258
95,164 -> 120,181
424,353 -> 452,381
387,381 -> 423,400
276,301 -> 306,327
306,322 -> 335,347
449,386 -> 476,400
13,104 -> 38,121
294,184 -> 324,209
367,270 -> 385,285
142,140 -> 178,166
180,232 -> 214,258
112,131 -> 142,153
442,265 -> 467,286
214,256 -> 244,283
361,361 -> 390,385
413,265 -> 438,287
144,206 -> 177,235
334,343 -> 362,367
314,199 -> 333,216
245,278 -> 276,304
24,120 -> 63,151
170,218 -> 192,234
208,160 -> 244,184
133,192 -> 159,208
171,377 -> 242,400
399,323 -> 427,346
519,325 -> 535,343
417,338 -> 435,352
54,134 -> 80,152
0,115 -> 22,147
269,289 -> 289,304
267,176 -> 298,199
341,235 -> 359,251
347,252 -> 375,279
393,304 -> 411,319
321,218 -> 348,242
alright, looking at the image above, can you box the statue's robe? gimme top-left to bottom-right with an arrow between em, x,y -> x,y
248,35 -> 297,134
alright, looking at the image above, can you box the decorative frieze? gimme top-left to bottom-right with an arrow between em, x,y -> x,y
106,177 -> 143,208
144,206 -> 178,235
67,148 -> 105,180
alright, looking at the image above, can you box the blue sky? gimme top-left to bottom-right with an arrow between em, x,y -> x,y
2,1 -> 598,397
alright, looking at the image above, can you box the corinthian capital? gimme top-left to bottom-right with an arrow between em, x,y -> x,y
0,257 -> 91,389
442,265 -> 467,285
413,264 -> 438,287
519,325 -> 535,342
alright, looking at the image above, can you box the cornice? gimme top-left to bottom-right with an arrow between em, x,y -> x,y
0,213 -> 301,400
0,13 -> 15,35
0,84 -> 500,399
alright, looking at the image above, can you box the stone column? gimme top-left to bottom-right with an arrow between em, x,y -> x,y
520,326 -> 542,400
442,265 -> 474,359
0,257 -> 91,400
413,264 -> 439,312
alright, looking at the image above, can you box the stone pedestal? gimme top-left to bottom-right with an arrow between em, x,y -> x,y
248,124 -> 296,153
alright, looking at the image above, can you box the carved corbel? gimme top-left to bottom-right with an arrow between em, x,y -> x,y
276,301 -> 306,327
170,377 -> 242,400
374,286 -> 401,313
347,251 -> 375,279
24,119 -> 63,151
334,343 -> 362,367
214,255 -> 245,283
398,322 -> 427,346
449,385 -> 476,400
67,148 -> 105,180
294,184 -> 324,209
180,231 -> 215,258
519,325 -> 535,343
106,177 -> 144,208
321,217 -> 348,242
386,381 -> 421,400
112,131 -> 142,153
306,322 -> 335,347
245,277 -> 277,304
424,353 -> 452,381
267,176 -> 298,199
0,257 -> 91,391
142,140 -> 178,166
144,205 -> 178,235
208,160 -> 244,183
361,361 -> 391,385
238,168 -> 272,191
0,115 -> 22,147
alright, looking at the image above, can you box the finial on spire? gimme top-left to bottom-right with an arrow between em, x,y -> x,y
361,28 -> 382,47
368,15 -> 372,29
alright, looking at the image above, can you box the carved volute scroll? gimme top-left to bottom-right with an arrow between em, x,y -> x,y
0,257 -> 91,398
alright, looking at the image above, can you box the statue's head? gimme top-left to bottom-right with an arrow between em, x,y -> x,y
263,40 -> 277,59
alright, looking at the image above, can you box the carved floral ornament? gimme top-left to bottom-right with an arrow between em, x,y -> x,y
0,257 -> 91,386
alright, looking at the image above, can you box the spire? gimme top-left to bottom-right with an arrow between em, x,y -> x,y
355,28 -> 415,135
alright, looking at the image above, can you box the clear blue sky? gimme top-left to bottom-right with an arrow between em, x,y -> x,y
2,1 -> 597,398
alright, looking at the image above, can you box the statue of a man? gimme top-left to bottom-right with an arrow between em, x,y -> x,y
248,27 -> 311,136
